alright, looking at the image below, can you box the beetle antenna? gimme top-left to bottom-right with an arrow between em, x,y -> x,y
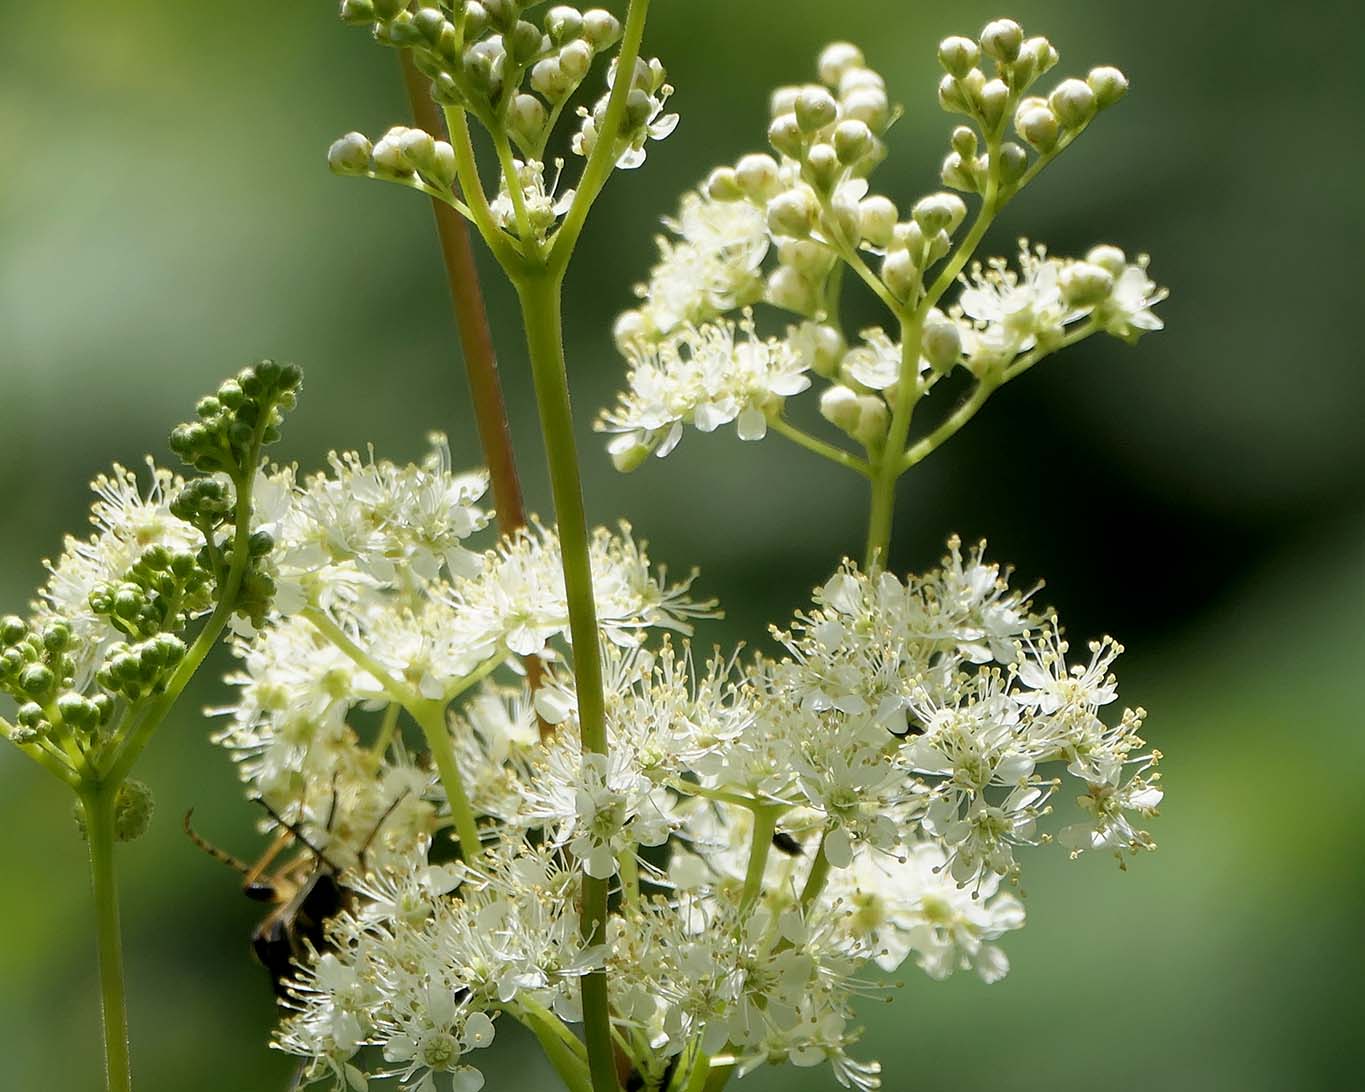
254,799 -> 343,874
183,809 -> 253,877
357,788 -> 412,869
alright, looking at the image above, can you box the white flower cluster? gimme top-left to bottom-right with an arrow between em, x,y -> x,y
600,33 -> 1166,472
258,524 -> 1159,1091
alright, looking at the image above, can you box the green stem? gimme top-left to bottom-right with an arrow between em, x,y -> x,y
798,835 -> 833,914
548,0 -> 652,275
412,701 -> 482,862
699,1063 -> 733,1092
769,418 -> 872,478
862,313 -> 923,570
739,807 -> 779,912
82,785 -> 132,1092
370,701 -> 401,761
516,1000 -> 592,1092
513,271 -> 618,1092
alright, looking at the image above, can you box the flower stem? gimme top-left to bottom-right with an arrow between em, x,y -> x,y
739,807 -> 779,912
82,785 -> 132,1092
400,53 -> 529,536
411,701 -> 483,862
863,314 -> 923,570
513,271 -> 618,1092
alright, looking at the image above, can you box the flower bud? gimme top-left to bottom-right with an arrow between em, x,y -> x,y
979,18 -> 1024,63
1060,261 -> 1115,307
482,0 -> 519,32
767,189 -> 818,238
371,0 -> 407,19
429,140 -> 457,188
613,309 -> 650,352
1050,78 -> 1097,128
768,113 -> 805,159
842,87 -> 890,131
1088,65 -> 1129,109
978,78 -> 1009,129
531,56 -> 569,98
833,119 -> 874,164
892,220 -> 926,254
1086,244 -> 1127,276
508,94 -> 547,145
882,249 -> 918,300
1015,36 -> 1059,84
327,131 -> 373,174
951,126 -> 978,158
839,66 -> 885,95
938,74 -> 974,116
852,395 -> 890,447
706,166 -> 742,202
795,86 -> 839,133
779,239 -> 836,279
1015,103 -> 1059,152
582,8 -> 621,48
735,153 -> 782,201
997,141 -> 1029,185
339,0 -> 376,28
937,36 -> 979,78
398,127 -> 436,170
922,312 -> 963,373
819,385 -> 862,434
858,196 -> 898,248
940,151 -> 979,193
770,85 -> 801,119
544,5 -> 583,44
559,39 -> 593,80
804,142 -> 840,192
818,42 -> 865,88
911,192 -> 966,235
767,266 -> 818,314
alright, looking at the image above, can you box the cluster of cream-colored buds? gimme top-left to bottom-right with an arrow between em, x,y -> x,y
338,0 -> 624,154
936,18 -> 1127,193
329,125 -> 456,193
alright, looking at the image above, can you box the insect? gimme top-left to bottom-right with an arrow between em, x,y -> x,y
184,790 -> 406,999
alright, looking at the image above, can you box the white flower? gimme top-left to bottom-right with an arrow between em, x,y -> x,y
598,315 -> 811,466
955,242 -> 1072,366
490,159 -> 575,237
1098,255 -> 1167,341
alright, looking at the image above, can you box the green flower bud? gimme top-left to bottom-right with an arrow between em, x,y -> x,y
545,5 -> 583,44
56,691 -> 96,730
482,0 -> 520,32
508,94 -> 548,145
398,127 -> 437,171
911,192 -> 966,235
339,0 -> 376,26
581,8 -> 620,49
979,18 -> 1024,63
938,74 -> 974,117
411,6 -> 449,46
882,249 -> 918,300
768,113 -> 805,159
792,322 -> 846,378
41,622 -> 71,653
559,39 -> 593,81
922,312 -> 964,373
19,662 -> 54,697
795,86 -> 838,133
937,36 -> 979,79
977,78 -> 1009,129
507,19 -> 544,65
852,395 -> 890,448
998,141 -> 1029,185
429,140 -> 457,189
1049,78 -> 1097,128
705,167 -> 742,202
833,119 -> 874,165
1,615 -> 27,645
804,142 -> 840,192
1088,65 -> 1129,109
370,0 -> 407,20
778,239 -> 836,280
17,702 -> 46,729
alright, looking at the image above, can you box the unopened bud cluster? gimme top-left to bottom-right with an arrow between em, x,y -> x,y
600,28 -> 1162,470
333,1 -> 678,244
935,19 -> 1126,195
169,360 -> 301,479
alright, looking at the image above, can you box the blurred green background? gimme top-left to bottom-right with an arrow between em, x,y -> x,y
2,1 -> 1363,1089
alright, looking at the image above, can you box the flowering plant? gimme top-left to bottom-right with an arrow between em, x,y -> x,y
1,7 -> 1166,1092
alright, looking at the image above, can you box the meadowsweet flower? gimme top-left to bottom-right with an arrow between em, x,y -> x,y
597,316 -> 811,469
